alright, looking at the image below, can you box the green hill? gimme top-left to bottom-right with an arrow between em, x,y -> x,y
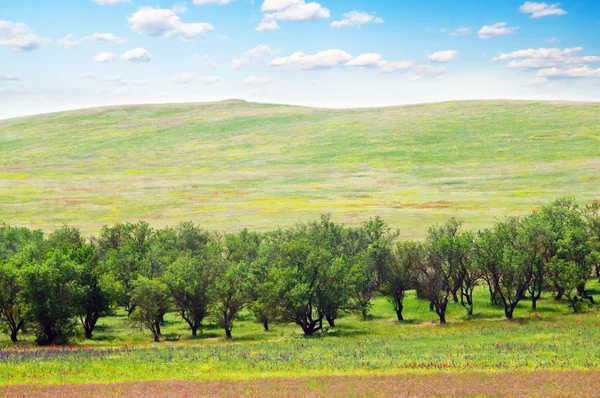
1,100 -> 599,238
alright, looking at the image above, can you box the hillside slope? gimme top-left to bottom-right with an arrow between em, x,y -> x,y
1,100 -> 599,237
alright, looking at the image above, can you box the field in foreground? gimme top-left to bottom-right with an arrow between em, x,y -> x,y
3,371 -> 600,397
1,100 -> 599,238
1,282 -> 599,393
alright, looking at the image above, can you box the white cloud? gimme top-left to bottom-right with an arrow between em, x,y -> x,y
232,44 -> 280,69
269,49 -> 352,69
478,22 -> 519,39
519,2 -> 566,18
57,34 -> 88,49
257,0 -> 329,31
92,33 -> 126,44
428,50 -> 458,63
128,6 -> 214,40
104,74 -> 127,85
547,37 -> 557,44
492,47 -> 582,61
378,60 -> 413,73
330,11 -> 384,28
408,65 -> 446,80
261,0 -> 301,12
0,88 -> 28,95
537,66 -> 600,78
450,27 -> 471,36
345,53 -> 382,67
194,0 -> 233,4
0,74 -> 20,81
121,48 -> 152,63
78,72 -> 96,79
132,80 -> 148,86
199,76 -> 222,83
92,0 -> 130,4
171,73 -> 196,84
526,77 -> 550,86
242,76 -> 272,85
0,21 -> 47,52
256,16 -> 280,32
93,52 -> 117,63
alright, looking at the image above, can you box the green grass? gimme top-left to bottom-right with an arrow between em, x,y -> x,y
1,100 -> 599,238
2,281 -> 599,386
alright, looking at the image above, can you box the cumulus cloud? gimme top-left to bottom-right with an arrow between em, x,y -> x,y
92,0 -> 130,4
330,11 -> 384,28
492,47 -> 582,61
232,44 -> 280,69
269,49 -> 352,69
257,0 -> 330,31
242,76 -> 272,85
519,2 -> 566,18
194,0 -> 233,4
103,74 -> 126,85
171,73 -> 196,84
493,46 -> 600,82
428,50 -> 458,63
345,53 -> 382,68
478,22 -> 519,39
92,33 -> 126,44
57,34 -> 88,49
132,80 -> 148,86
0,88 -> 29,95
128,6 -> 214,40
93,52 -> 117,63
408,65 -> 446,81
121,48 -> 152,62
378,60 -> 413,73
537,66 -> 600,78
199,76 -> 222,83
450,27 -> 471,36
0,74 -> 20,81
0,21 -> 47,52
78,72 -> 96,79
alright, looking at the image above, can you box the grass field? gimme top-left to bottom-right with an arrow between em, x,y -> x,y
1,100 -> 599,238
1,282 -> 599,391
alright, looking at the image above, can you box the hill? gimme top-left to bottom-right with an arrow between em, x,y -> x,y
0,100 -> 598,237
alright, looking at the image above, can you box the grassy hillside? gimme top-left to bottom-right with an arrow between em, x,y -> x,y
0,100 -> 599,237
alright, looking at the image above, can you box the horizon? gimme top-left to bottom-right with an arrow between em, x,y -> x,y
1,0 -> 600,119
2,97 -> 600,121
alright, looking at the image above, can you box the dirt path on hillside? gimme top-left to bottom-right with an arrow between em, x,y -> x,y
2,370 -> 599,397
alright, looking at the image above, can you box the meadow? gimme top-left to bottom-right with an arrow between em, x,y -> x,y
1,282 -> 599,392
1,100 -> 599,239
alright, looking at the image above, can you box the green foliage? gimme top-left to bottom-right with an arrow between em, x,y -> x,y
130,277 -> 171,342
213,261 -> 251,338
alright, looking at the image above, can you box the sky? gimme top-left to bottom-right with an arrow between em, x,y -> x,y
1,0 -> 599,119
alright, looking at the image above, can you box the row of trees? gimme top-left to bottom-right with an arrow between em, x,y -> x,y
1,198 -> 599,345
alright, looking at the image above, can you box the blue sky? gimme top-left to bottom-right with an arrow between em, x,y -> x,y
1,0 -> 599,118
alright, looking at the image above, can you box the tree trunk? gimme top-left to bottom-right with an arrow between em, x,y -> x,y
225,328 -> 232,339
395,303 -> 404,321
505,305 -> 515,319
577,284 -> 595,304
191,325 -> 198,337
555,286 -> 565,300
263,320 -> 269,332
153,333 -> 160,342
531,296 -> 537,310
451,289 -> 459,303
10,329 -> 18,343
438,312 -> 446,324
154,319 -> 161,337
326,315 -> 335,327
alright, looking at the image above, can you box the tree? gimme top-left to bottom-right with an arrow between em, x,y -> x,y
76,240 -> 114,339
130,277 -> 171,342
213,260 -> 250,339
163,249 -> 217,336
0,224 -> 43,343
19,251 -> 81,345
475,219 -> 532,319
380,241 -> 422,321
98,222 -> 153,315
